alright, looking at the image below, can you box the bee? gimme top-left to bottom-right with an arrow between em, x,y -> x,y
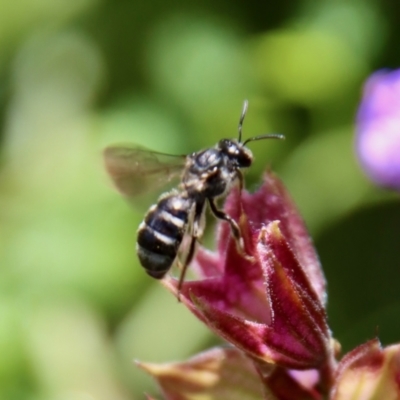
103,100 -> 284,294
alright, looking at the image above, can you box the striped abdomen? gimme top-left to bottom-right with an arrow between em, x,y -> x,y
136,193 -> 193,279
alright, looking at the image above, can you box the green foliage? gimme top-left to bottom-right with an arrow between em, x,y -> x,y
0,0 -> 398,398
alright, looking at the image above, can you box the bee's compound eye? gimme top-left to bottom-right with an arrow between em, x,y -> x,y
236,147 -> 252,167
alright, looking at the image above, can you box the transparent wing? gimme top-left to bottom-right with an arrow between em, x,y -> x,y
103,145 -> 187,198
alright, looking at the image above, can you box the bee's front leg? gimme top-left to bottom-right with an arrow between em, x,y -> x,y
208,197 -> 254,262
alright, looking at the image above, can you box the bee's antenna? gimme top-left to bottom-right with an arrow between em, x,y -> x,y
238,100 -> 285,145
243,133 -> 285,146
238,99 -> 249,143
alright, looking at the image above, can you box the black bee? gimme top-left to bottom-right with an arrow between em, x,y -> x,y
104,100 -> 284,293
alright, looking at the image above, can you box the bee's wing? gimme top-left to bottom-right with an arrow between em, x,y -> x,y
103,145 -> 187,198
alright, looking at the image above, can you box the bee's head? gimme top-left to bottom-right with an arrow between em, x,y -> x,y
217,139 -> 253,168
219,100 -> 285,168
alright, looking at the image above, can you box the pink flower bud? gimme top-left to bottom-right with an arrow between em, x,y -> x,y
331,338 -> 400,400
163,172 -> 332,370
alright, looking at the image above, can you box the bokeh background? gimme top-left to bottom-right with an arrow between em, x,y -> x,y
0,0 -> 400,399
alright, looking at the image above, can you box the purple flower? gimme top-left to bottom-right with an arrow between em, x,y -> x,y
356,69 -> 400,190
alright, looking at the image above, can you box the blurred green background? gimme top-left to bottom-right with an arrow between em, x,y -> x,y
0,0 -> 399,398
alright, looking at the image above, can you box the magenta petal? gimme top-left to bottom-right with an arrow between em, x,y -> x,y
171,222 -> 331,370
222,172 -> 326,305
164,239 -> 272,324
164,172 -> 331,372
165,210 -> 271,324
192,295 -> 308,367
257,222 -> 330,368
191,247 -> 223,278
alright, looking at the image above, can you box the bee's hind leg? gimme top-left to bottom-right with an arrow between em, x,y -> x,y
176,235 -> 197,300
176,200 -> 205,300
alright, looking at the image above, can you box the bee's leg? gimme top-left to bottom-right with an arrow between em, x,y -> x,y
237,169 -> 244,192
177,200 -> 205,300
177,235 -> 197,299
208,198 -> 253,261
208,198 -> 243,251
